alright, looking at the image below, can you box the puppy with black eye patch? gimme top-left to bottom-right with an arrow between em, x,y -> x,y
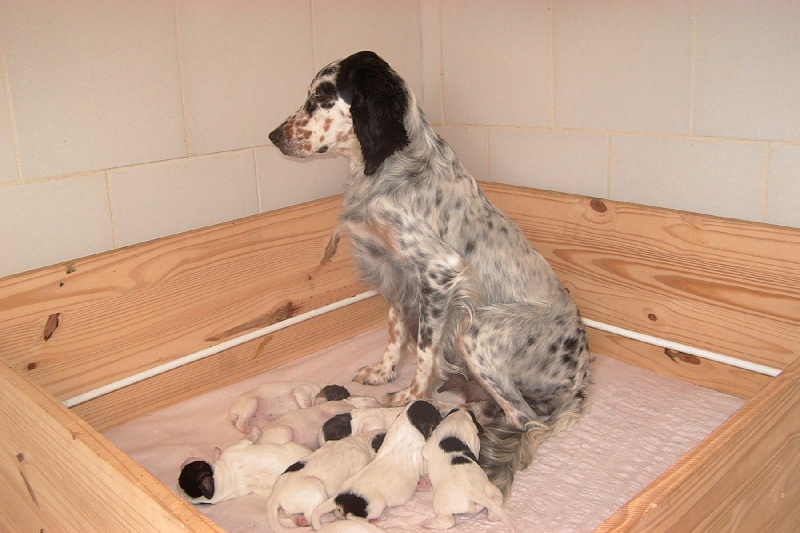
420,408 -> 518,531
177,427 -> 311,505
319,405 -> 404,445
310,400 -> 441,529
266,429 -> 386,532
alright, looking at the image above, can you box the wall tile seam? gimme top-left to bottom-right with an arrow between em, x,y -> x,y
103,169 -> 120,248
689,0 -> 699,137
432,123 -> 800,147
0,39 -> 23,185
172,0 -> 192,158
0,146 -> 271,190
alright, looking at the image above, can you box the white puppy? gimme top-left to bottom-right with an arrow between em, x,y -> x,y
177,427 -> 311,504
318,406 -> 404,445
421,408 -> 518,531
311,400 -> 441,529
230,382 -> 353,433
256,396 -> 382,451
266,430 -> 386,532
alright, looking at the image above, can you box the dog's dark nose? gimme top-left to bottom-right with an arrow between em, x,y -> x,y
268,127 -> 283,146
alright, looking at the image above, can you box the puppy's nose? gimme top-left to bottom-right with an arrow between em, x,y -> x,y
268,127 -> 283,146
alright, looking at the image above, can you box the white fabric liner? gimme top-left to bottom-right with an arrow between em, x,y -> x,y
104,327 -> 745,533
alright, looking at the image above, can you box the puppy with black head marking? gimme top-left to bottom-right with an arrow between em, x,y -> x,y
229,381 -> 322,433
421,408 -> 518,531
318,405 -> 404,445
266,429 -> 386,532
311,400 -> 441,529
256,395 -> 382,451
177,427 -> 311,505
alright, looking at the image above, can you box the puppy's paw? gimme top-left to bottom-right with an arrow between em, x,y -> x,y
420,514 -> 456,529
353,362 -> 396,386
416,473 -> 432,492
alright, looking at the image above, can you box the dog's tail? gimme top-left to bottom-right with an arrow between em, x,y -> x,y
266,494 -> 311,533
479,345 -> 592,498
310,496 -> 337,531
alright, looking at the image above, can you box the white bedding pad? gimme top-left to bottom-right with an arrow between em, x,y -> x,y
104,327 -> 744,533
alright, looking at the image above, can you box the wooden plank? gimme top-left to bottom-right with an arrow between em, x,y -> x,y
0,360 -> 223,533
586,327 -> 772,399
0,196 -> 365,401
74,296 -> 389,431
596,355 -> 800,532
482,183 -> 800,371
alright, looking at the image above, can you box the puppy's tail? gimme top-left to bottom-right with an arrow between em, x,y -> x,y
479,347 -> 592,498
310,496 -> 337,531
266,494 -> 313,533
469,488 -> 519,533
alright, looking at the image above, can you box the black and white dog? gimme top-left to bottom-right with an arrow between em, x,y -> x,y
318,406 -> 404,445
269,50 -> 592,495
266,429 -> 386,532
422,408 -> 517,531
310,400 -> 441,528
177,428 -> 310,504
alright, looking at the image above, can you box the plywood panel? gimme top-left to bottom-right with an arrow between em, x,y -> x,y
586,327 -> 772,399
74,296 -> 388,431
483,183 -> 800,371
0,360 -> 222,533
596,355 -> 800,532
0,196 -> 366,400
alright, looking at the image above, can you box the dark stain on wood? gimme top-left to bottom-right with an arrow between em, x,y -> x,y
589,199 -> 608,213
665,348 -> 701,365
206,301 -> 300,342
27,362 -> 37,371
17,453 -> 39,507
43,313 -> 60,341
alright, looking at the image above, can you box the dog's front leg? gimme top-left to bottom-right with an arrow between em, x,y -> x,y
353,306 -> 410,385
386,254 -> 478,407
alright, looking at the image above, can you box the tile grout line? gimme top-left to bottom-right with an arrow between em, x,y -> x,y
689,0 -> 699,136
0,40 -> 24,185
172,0 -> 192,158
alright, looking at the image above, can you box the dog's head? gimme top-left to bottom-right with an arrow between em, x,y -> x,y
268,50 -> 409,176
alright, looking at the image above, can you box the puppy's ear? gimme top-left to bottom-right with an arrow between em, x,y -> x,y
467,409 -> 484,436
337,51 -> 409,176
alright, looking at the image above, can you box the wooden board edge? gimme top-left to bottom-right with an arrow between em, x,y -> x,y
594,353 -> 800,532
0,359 -> 223,533
74,296 -> 389,432
586,327 -> 772,399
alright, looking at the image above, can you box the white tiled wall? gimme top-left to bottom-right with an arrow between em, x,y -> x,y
1,1 -> 798,277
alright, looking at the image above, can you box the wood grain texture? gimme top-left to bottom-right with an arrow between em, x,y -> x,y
586,327 -> 772,399
0,360 -> 222,533
482,183 -> 800,371
596,355 -> 800,532
74,296 -> 388,431
0,196 -> 367,401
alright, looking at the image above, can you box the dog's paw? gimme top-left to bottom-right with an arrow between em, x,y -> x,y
416,474 -> 432,492
384,387 -> 420,407
353,362 -> 396,386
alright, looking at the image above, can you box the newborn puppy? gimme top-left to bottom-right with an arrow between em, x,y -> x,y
256,396 -> 382,451
177,427 -> 311,504
421,409 -> 517,531
311,401 -> 441,528
319,406 -> 404,445
266,430 -> 387,532
229,381 -> 323,433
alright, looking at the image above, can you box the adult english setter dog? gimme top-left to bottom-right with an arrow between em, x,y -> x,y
269,51 -> 591,495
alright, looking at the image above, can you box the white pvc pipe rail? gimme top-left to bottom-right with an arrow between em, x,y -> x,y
63,290 -> 781,408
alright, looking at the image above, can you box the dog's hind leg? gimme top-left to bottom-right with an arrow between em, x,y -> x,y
353,306 -> 409,385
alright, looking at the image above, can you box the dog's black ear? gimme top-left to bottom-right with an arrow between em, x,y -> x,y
318,384 -> 350,401
337,51 -> 409,176
178,460 -> 215,500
